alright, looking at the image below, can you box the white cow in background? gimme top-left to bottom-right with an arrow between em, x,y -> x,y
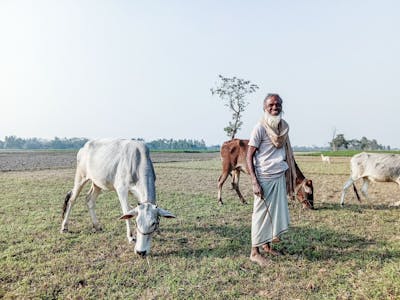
340,152 -> 400,206
61,139 -> 175,257
321,154 -> 331,164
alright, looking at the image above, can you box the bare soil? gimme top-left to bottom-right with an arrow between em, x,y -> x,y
0,150 -> 220,171
1,150 -> 398,207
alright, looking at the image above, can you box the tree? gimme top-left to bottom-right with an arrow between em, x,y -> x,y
211,75 -> 259,139
330,134 -> 386,151
348,139 -> 361,150
23,138 -> 44,149
330,133 -> 348,150
331,127 -> 337,151
360,136 -> 370,150
4,135 -> 24,149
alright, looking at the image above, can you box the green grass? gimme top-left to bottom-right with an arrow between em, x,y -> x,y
0,157 -> 399,299
298,150 -> 400,157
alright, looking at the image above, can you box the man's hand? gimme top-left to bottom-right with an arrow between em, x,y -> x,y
252,181 -> 263,198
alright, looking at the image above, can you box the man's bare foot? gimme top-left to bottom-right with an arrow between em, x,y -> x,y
262,244 -> 282,256
250,253 -> 270,267
271,236 -> 281,243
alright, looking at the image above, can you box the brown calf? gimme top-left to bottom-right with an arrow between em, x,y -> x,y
217,139 -> 314,209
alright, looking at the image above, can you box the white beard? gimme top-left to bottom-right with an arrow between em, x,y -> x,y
264,111 -> 282,130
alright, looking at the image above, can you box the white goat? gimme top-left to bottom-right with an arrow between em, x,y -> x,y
321,154 -> 331,164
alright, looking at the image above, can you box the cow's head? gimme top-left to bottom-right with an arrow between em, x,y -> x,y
120,203 -> 175,256
296,179 -> 314,209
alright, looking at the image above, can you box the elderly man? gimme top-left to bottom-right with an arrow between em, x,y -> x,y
246,93 -> 296,267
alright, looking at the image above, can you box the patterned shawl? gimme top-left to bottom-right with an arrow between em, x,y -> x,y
261,118 -> 297,199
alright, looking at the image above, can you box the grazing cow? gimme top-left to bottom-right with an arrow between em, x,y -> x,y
321,154 -> 331,164
217,139 -> 314,209
61,139 -> 175,257
340,152 -> 400,206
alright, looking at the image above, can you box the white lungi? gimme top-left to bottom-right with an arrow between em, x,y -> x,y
251,174 -> 290,247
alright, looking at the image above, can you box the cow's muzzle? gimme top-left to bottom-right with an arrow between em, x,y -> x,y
136,250 -> 147,257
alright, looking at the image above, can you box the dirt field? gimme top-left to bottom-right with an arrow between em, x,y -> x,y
0,150 -> 220,171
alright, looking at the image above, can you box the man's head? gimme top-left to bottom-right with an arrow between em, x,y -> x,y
263,93 -> 283,116
263,94 -> 283,129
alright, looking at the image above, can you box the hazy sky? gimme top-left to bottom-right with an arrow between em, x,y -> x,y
1,1 -> 399,148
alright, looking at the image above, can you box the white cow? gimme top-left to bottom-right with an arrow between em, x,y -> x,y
340,152 -> 400,206
61,139 -> 175,256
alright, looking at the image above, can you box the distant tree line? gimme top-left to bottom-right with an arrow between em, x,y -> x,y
0,135 -> 393,152
0,136 -> 89,150
0,136 -> 220,151
330,134 -> 390,151
134,138 -> 219,151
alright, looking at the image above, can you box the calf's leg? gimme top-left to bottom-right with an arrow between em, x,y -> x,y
232,170 -> 247,204
217,171 -> 230,205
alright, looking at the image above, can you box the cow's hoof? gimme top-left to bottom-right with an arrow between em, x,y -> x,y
60,228 -> 68,234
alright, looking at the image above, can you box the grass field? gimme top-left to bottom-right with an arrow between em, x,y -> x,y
0,154 -> 399,299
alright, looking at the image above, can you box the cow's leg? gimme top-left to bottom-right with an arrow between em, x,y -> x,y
389,179 -> 400,207
217,171 -> 230,205
361,178 -> 370,198
340,178 -> 354,206
232,170 -> 247,204
61,172 -> 88,233
86,183 -> 102,231
116,187 -> 135,243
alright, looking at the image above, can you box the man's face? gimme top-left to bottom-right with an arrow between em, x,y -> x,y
264,96 -> 282,116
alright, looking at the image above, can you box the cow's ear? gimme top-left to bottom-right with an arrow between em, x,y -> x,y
304,180 -> 313,194
119,207 -> 138,220
157,208 -> 176,218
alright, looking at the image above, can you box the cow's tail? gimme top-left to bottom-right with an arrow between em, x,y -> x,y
352,184 -> 361,202
62,191 -> 73,219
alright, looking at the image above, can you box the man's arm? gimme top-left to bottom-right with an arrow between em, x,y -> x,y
246,145 -> 263,198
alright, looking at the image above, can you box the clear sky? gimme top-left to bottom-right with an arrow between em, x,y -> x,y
1,1 -> 399,148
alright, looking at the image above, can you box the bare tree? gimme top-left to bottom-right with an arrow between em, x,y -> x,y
331,127 -> 337,151
211,75 -> 259,139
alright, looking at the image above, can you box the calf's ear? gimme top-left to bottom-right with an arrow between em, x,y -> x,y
157,208 -> 176,218
119,207 -> 139,220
